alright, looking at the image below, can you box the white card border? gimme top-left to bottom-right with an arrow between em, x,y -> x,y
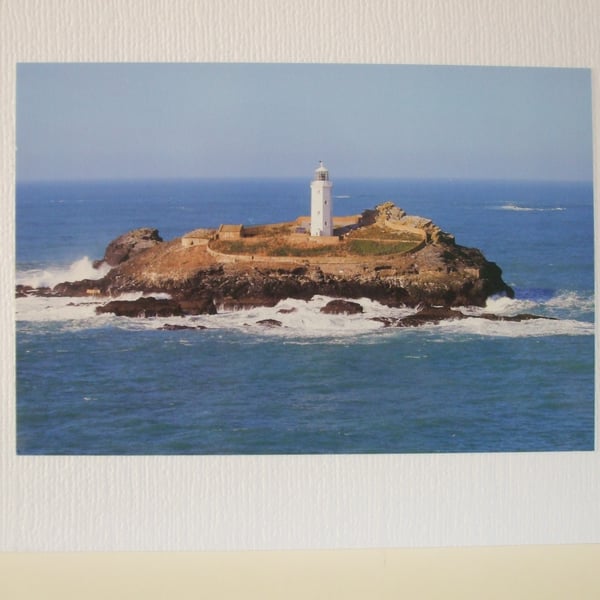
1,0 -> 598,551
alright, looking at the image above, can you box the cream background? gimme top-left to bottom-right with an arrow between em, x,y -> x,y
1,547 -> 600,599
1,0 -> 599,564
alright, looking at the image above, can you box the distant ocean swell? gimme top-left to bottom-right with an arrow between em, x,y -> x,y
494,203 -> 567,212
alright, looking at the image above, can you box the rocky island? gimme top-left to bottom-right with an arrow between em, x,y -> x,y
15,199 -> 550,328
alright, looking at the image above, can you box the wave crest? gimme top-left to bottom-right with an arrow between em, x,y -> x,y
545,290 -> 595,312
16,257 -> 111,288
495,203 -> 566,212
479,290 -> 594,317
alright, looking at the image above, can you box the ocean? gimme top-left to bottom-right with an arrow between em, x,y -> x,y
15,178 -> 595,454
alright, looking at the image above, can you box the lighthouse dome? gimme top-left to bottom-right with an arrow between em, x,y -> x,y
314,161 -> 329,181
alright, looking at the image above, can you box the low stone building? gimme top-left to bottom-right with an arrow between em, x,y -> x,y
217,224 -> 244,240
181,228 -> 213,247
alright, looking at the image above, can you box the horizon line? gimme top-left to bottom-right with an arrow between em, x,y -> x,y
15,174 -> 595,186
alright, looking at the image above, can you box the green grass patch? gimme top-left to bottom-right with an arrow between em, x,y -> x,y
272,245 -> 341,257
347,239 -> 418,256
212,234 -> 420,258
212,240 -> 273,254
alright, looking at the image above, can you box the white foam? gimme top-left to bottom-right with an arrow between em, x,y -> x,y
16,296 -> 107,325
16,256 -> 111,289
208,296 -> 413,337
477,295 -> 538,315
545,290 -> 595,312
460,290 -> 594,319
495,203 -> 566,212
436,316 -> 593,338
16,292 -> 594,339
443,291 -> 594,338
16,291 -> 172,325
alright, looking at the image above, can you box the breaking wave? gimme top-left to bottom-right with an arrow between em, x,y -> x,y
16,290 -> 594,339
483,289 -> 594,317
16,257 -> 111,289
545,290 -> 595,312
494,203 -> 566,212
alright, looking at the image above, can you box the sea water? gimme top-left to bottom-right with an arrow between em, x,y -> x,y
15,178 -> 595,454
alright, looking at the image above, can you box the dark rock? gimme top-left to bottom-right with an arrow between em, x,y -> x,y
393,307 -> 553,328
320,299 -> 364,315
96,297 -> 183,318
221,297 -> 280,311
369,316 -> 399,327
53,279 -> 108,297
16,285 -> 34,298
478,312 -> 556,322
277,307 -> 297,314
396,306 -> 468,327
99,227 -> 163,267
177,296 -> 217,315
256,319 -> 283,327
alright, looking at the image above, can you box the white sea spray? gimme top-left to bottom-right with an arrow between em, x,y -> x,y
16,256 -> 111,288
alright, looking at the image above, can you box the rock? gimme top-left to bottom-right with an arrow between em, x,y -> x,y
375,201 -> 406,222
33,202 -> 517,313
16,285 -> 35,298
393,307 -> 554,328
98,227 -> 163,267
221,297 -> 280,311
256,319 -> 283,327
320,299 -> 364,315
478,312 -> 556,322
277,307 -> 297,314
96,297 -> 183,318
395,306 -> 467,327
369,316 -> 398,327
177,296 -> 217,315
159,323 -> 207,330
53,279 -> 109,297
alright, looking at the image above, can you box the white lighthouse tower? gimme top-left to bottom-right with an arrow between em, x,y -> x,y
310,161 -> 333,236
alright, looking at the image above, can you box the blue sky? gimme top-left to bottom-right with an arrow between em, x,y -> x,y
16,63 -> 593,182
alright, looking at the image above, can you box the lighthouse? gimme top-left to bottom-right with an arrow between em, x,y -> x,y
310,161 -> 333,236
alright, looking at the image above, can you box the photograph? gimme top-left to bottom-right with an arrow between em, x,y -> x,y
15,62 -> 594,455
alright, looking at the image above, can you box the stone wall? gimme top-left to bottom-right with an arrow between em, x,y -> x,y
204,220 -> 427,266
182,237 -> 209,248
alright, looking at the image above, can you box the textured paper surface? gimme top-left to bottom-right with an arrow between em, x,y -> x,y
1,0 -> 599,551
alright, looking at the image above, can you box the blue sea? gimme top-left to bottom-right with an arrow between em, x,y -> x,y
15,178 -> 595,454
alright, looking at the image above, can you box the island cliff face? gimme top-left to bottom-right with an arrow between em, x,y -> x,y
38,202 -> 515,319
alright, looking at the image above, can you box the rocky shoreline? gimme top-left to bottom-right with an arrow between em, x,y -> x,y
16,202 -> 548,328
90,296 -> 551,329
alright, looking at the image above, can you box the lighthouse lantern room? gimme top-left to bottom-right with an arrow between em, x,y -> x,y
310,161 -> 333,236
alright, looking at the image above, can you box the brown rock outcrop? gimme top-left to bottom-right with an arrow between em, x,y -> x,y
94,227 -> 163,268
27,202 -> 518,316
